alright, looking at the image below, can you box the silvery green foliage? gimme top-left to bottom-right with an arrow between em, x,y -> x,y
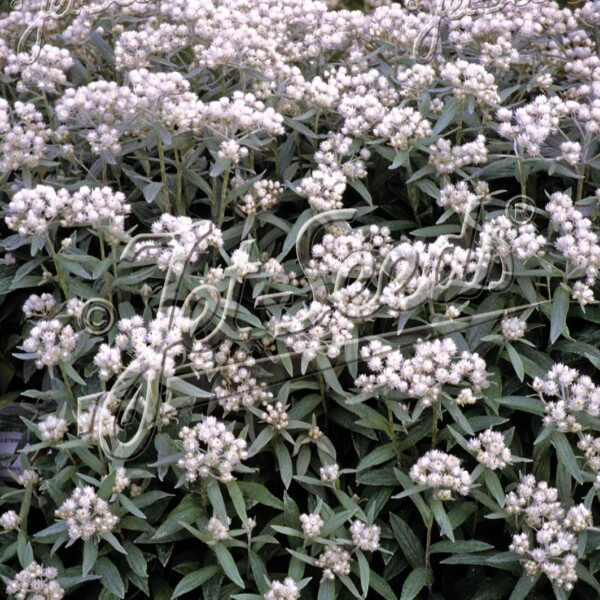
1,0 -> 600,599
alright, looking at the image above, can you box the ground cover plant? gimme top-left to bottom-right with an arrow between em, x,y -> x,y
1,0 -> 600,598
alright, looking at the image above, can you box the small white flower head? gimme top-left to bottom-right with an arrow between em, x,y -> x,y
17,469 -> 41,487
264,577 -> 300,600
316,545 -> 352,580
6,561 -> 64,600
207,516 -> 230,542
350,520 -> 381,552
300,513 -> 324,538
0,510 -> 20,531
177,416 -> 248,483
564,504 -> 592,532
409,450 -> 471,500
467,429 -> 512,470
39,415 -> 69,443
22,319 -> 79,368
320,463 -> 340,483
55,485 -> 119,541
23,293 -> 56,319
229,248 -> 260,278
501,317 -> 527,341
260,402 -> 289,431
109,467 -> 130,494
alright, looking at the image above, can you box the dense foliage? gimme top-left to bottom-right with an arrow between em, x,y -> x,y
1,0 -> 600,599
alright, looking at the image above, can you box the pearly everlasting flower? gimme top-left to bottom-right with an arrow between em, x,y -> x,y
428,135 -> 488,174
17,469 -> 41,487
110,467 -> 130,494
467,429 -> 512,470
501,317 -> 527,341
207,516 -> 230,542
229,249 -> 260,278
505,475 -> 563,527
23,293 -> 56,319
316,545 -> 352,580
55,486 -> 119,541
0,510 -> 20,531
39,415 -> 68,443
350,520 -> 381,551
22,320 -> 79,369
264,578 -> 300,600
94,344 -> 123,381
373,106 -> 432,150
6,562 -> 64,600
178,416 -> 248,483
261,402 -> 289,431
320,463 -> 340,483
300,513 -> 324,538
409,450 -> 471,500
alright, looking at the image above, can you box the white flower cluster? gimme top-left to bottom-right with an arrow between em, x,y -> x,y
356,338 -> 488,408
507,475 -> 591,591
501,317 -> 527,341
17,469 -> 41,487
0,99 -> 51,172
5,184 -> 130,240
133,215 -> 223,274
213,340 -> 273,413
22,320 -> 79,368
440,60 -> 500,105
55,485 -> 119,541
178,416 -> 248,483
77,396 -> 119,441
110,467 -> 131,494
467,429 -> 512,470
102,308 -> 194,382
273,301 -> 354,361
207,516 -> 230,542
261,402 -> 289,431
546,191 -> 600,305
240,180 -> 283,215
428,135 -> 488,174
373,106 -> 432,150
300,513 -> 324,538
497,96 -> 570,157
320,463 -> 340,482
39,415 -> 69,443
264,577 -> 300,600
479,216 -> 546,262
23,293 -> 56,319
0,510 -> 20,531
409,449 -> 471,500
533,364 -> 600,432
5,44 -> 73,94
437,180 -> 480,215
577,435 -> 600,485
297,135 -> 357,212
350,520 -> 381,552
316,545 -> 352,580
6,562 -> 64,600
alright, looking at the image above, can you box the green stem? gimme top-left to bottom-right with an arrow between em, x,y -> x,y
98,233 -> 114,305
157,135 -> 171,214
218,167 -> 231,228
44,233 -> 69,299
174,147 -> 184,215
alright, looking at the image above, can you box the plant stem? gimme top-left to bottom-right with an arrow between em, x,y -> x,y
157,135 -> 171,213
218,167 -> 231,228
44,233 -> 69,299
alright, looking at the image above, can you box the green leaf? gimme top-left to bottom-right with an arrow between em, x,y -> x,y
550,285 -> 570,344
551,432 -> 583,484
430,540 -> 493,554
505,344 -> 524,381
143,182 -> 164,204
172,566 -> 220,598
274,439 -> 293,489
213,544 -> 244,588
357,444 -> 395,471
400,567 -> 433,600
317,578 -> 336,600
390,513 -> 425,569
508,572 -> 540,600
496,396 -> 544,416
83,539 -> 99,576
369,571 -> 397,600
95,557 -> 125,599
236,481 -> 283,510
431,498 -> 455,541
227,480 -> 248,525
123,539 -> 147,578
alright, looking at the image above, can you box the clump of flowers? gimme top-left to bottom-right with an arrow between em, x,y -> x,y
507,475 -> 592,591
350,519 -> 381,552
316,544 -> 352,580
409,450 -> 471,500
39,415 -> 69,442
467,429 -> 512,470
264,578 -> 300,600
5,562 -> 64,600
55,486 -> 119,541
0,511 -> 20,531
300,513 -> 324,538
178,416 -> 248,483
